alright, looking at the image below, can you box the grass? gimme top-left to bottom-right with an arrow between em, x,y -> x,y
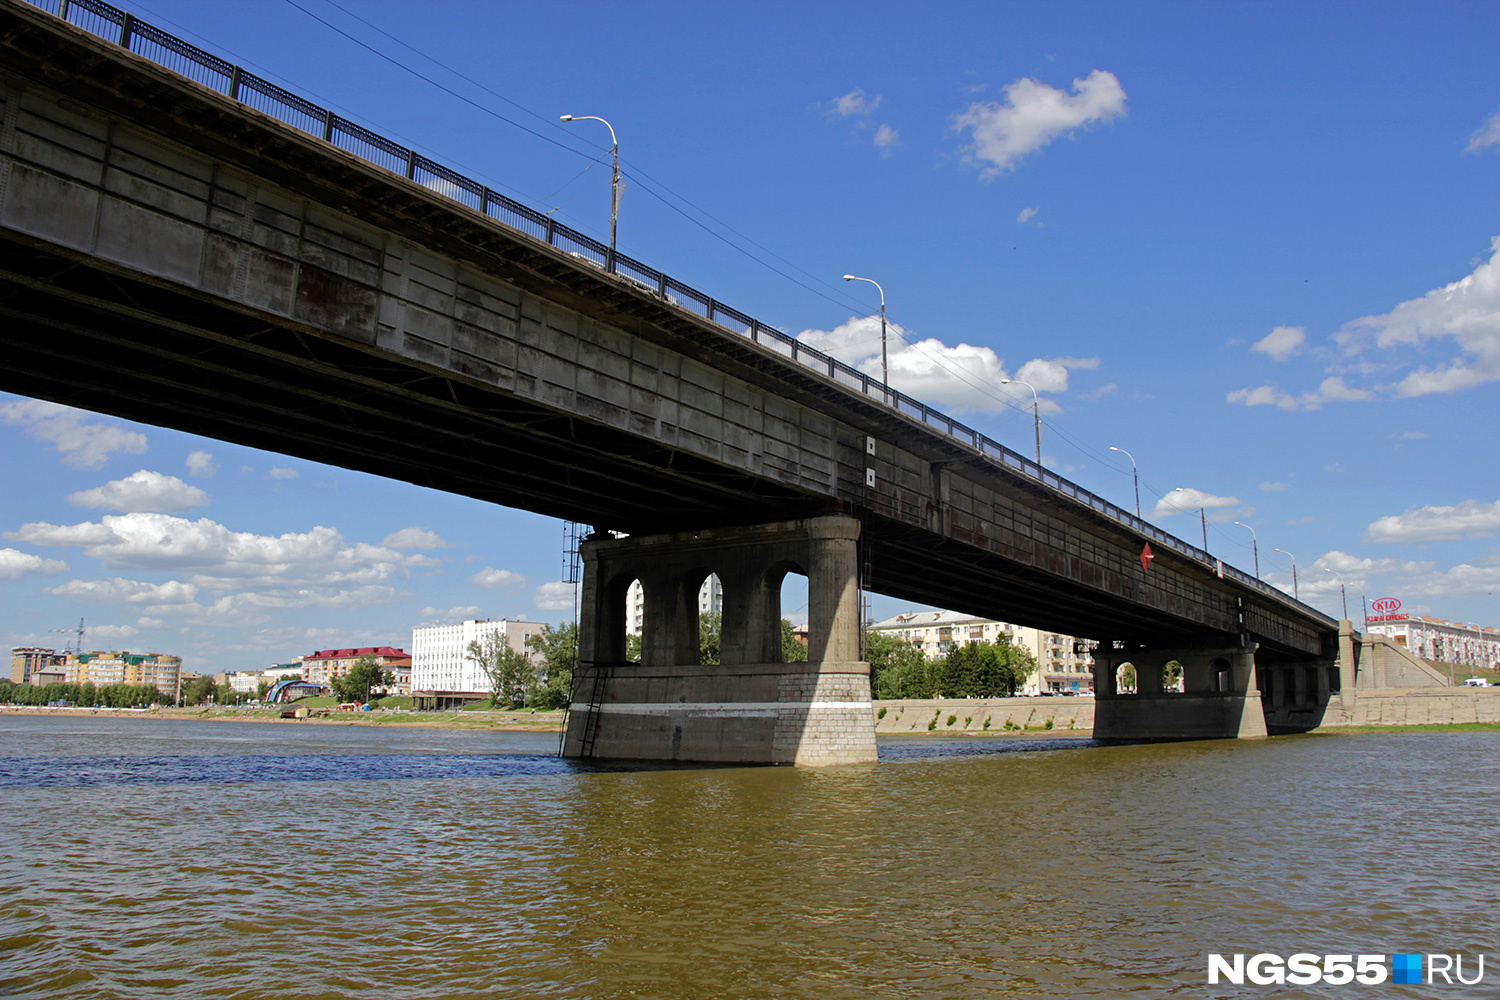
1313,721 -> 1500,734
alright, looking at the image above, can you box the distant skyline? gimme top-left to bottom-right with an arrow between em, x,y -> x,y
4,0 -> 1500,671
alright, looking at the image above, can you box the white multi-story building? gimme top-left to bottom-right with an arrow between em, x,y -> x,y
869,610 -> 1095,695
625,575 -> 722,634
410,618 -> 545,707
1365,613 -> 1499,671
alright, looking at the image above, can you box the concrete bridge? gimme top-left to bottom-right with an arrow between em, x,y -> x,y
0,0 -> 1345,763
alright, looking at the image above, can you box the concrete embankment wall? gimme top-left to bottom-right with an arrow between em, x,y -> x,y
1318,688 -> 1500,727
874,698 -> 1094,735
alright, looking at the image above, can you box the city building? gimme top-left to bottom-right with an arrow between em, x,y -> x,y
1364,611 -> 1499,673
410,619 -> 545,708
869,610 -> 1095,695
302,647 -> 410,693
64,651 -> 184,698
625,575 -> 722,634
10,646 -> 65,684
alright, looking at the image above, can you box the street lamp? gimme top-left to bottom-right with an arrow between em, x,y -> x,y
559,114 -> 620,265
1274,547 -> 1298,599
1318,565 -> 1350,621
1173,487 -> 1209,551
1232,520 -> 1259,579
1000,378 -> 1042,467
842,274 -> 887,389
1108,446 -> 1139,519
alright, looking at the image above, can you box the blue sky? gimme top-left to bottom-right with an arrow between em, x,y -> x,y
5,0 -> 1500,672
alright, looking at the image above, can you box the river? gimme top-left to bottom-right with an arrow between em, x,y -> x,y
1,715 -> 1495,998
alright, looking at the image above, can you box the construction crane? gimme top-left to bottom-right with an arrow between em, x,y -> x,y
49,617 -> 84,654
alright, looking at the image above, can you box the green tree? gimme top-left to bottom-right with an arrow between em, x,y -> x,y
332,655 -> 392,703
467,631 -> 535,708
780,619 -> 808,663
699,611 -> 722,665
528,621 -> 578,710
180,675 -> 218,705
865,630 -> 932,700
1163,659 -> 1184,691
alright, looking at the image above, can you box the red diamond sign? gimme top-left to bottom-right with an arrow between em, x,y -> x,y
1140,543 -> 1154,573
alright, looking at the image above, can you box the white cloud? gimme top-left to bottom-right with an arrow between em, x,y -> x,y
420,605 -> 482,620
49,577 -> 201,605
67,470 -> 209,514
832,90 -> 881,117
471,567 -> 524,588
534,581 -> 577,611
1366,499 -> 1500,544
1339,235 -> 1500,396
1467,109 -> 1500,153
1260,481 -> 1289,493
1151,487 -> 1240,519
1398,563 -> 1500,600
1396,431 -> 1430,440
1226,376 -> 1373,412
382,527 -> 451,550
1251,325 -> 1306,361
954,69 -> 1126,176
90,624 -> 140,642
795,316 -> 1096,414
267,467 -> 299,480
0,548 -> 68,580
872,124 -> 899,153
9,513 -> 429,608
0,399 -> 147,468
186,451 -> 218,477
1017,206 -> 1039,225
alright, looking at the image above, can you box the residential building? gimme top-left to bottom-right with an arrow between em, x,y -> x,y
10,646 -> 65,684
1364,614 -> 1499,671
410,619 -> 544,708
64,651 -> 183,698
869,610 -> 1095,695
625,574 -> 722,634
302,647 -> 410,693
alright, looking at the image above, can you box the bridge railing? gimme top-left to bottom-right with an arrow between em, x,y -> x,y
24,0 -> 1334,628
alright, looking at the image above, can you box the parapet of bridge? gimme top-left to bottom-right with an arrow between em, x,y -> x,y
562,516 -> 878,766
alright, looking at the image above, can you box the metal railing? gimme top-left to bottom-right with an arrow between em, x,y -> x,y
22,0 -> 1334,627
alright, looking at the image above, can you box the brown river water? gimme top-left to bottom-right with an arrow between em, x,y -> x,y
1,715 -> 1497,999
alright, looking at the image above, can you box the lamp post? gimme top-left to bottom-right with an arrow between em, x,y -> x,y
1232,521 -> 1260,579
842,274 -> 887,390
1173,488 -> 1209,551
1108,446 -> 1139,519
559,114 -> 619,265
1000,378 -> 1041,467
1274,547 -> 1298,599
1319,566 -> 1350,621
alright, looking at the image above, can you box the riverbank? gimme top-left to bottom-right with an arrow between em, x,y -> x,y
0,704 -> 566,731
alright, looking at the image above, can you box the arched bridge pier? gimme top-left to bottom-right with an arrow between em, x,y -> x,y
563,515 -> 878,766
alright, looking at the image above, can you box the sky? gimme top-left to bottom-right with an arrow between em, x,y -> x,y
4,0 -> 1500,673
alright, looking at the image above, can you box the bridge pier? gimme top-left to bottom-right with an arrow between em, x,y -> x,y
562,515 -> 878,766
1091,644 -> 1268,740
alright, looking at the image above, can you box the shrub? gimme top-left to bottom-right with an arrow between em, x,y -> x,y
982,716 -> 992,730
946,714 -> 957,727
877,707 -> 887,719
964,715 -> 973,727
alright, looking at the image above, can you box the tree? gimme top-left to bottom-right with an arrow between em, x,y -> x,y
1163,659 -> 1184,692
864,630 -> 932,700
180,675 -> 218,706
467,631 -> 535,708
780,619 -> 808,663
699,611 -> 722,665
528,621 -> 578,710
332,655 -> 392,703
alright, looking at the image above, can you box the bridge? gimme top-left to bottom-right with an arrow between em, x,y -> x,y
0,0 -> 1348,763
